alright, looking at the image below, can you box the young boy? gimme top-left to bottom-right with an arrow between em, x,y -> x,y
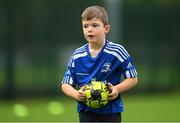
61,5 -> 138,122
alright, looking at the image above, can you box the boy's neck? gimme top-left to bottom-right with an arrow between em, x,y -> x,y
88,40 -> 105,50
88,40 -> 106,58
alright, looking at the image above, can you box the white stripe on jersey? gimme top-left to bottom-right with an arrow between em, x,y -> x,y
67,44 -> 87,67
125,70 -> 131,78
73,52 -> 88,60
63,76 -> 73,85
132,69 -> 138,77
73,44 -> 87,55
130,70 -> 134,77
107,42 -> 130,58
104,49 -> 125,62
62,76 -> 67,83
105,46 -> 127,61
125,69 -> 137,78
68,56 -> 74,67
76,45 -> 87,51
74,49 -> 86,55
69,77 -> 73,85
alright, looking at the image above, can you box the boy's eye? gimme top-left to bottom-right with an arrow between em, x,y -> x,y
92,24 -> 99,27
82,24 -> 99,29
83,25 -> 88,28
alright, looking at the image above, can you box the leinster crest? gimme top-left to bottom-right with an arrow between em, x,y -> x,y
101,63 -> 111,73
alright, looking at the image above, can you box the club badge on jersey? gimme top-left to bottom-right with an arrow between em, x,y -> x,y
101,63 -> 111,73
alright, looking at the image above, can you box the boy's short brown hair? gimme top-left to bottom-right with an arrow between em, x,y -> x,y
81,5 -> 109,25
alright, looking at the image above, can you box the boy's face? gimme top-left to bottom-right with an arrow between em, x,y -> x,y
82,18 -> 110,44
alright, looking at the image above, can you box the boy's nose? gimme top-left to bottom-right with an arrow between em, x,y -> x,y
87,26 -> 93,31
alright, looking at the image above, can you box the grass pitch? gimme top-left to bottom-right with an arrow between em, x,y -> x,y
0,93 -> 179,122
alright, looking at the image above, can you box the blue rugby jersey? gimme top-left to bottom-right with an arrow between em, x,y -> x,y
62,40 -> 137,114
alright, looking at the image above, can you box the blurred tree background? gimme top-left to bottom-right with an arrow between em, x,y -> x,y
0,0 -> 180,121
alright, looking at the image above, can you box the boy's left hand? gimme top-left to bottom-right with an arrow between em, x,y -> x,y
107,83 -> 119,101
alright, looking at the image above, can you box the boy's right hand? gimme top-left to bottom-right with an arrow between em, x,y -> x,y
76,86 -> 86,102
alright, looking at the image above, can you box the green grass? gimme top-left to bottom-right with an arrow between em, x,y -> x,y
0,93 -> 180,122
0,97 -> 78,122
122,93 -> 180,122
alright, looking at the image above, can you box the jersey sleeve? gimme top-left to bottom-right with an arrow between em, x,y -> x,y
122,57 -> 138,78
62,56 -> 76,86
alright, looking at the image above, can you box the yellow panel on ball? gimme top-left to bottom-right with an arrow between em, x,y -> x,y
84,81 -> 109,109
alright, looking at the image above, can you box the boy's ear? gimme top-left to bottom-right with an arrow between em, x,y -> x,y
105,24 -> 110,34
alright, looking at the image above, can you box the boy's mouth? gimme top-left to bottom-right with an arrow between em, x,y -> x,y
87,35 -> 94,38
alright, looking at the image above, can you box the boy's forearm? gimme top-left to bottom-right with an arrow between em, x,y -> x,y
61,83 -> 78,100
114,77 -> 138,94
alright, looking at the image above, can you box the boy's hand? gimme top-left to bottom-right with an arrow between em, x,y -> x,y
76,86 -> 86,102
107,83 -> 119,101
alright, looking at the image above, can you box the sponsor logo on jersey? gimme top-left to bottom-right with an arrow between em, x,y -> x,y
76,73 -> 89,76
